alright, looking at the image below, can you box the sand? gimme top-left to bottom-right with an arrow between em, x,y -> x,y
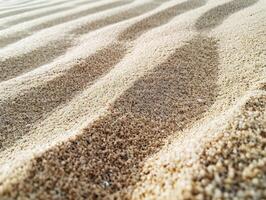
0,0 -> 265,199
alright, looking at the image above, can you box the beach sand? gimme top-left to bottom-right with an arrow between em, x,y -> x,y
0,0 -> 265,199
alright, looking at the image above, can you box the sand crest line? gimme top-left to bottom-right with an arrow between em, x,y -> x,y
0,0 -> 82,18
0,0 -> 163,81
0,0 -> 265,198
0,0 -> 107,28
0,0 -> 206,151
0,0 -> 133,47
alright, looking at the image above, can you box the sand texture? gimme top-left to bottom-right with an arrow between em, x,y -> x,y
0,0 -> 265,199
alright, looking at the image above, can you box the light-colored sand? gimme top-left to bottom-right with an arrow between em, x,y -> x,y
0,0 -> 265,199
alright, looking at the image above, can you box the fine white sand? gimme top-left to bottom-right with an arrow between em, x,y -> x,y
0,0 -> 265,199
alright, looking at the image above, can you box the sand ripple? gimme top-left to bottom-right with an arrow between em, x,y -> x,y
0,0 -> 265,199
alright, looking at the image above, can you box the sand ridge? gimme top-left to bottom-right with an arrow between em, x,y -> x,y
0,0 -> 265,199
